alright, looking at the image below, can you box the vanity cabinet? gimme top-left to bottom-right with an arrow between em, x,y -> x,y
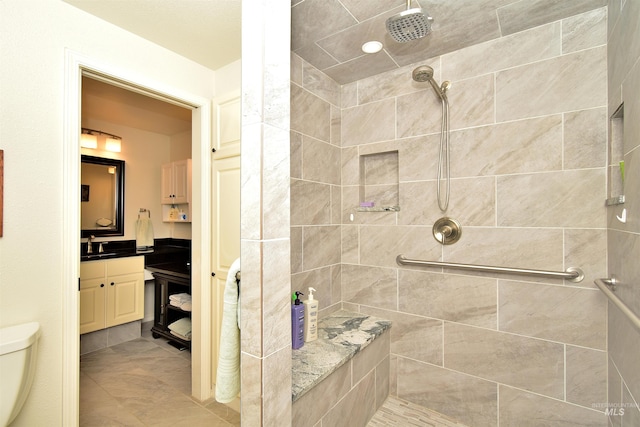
148,264 -> 191,350
79,256 -> 145,334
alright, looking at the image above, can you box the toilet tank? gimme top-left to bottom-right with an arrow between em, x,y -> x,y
0,322 -> 41,427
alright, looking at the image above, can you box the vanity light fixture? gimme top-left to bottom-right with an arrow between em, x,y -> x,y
362,41 -> 383,54
80,131 -> 98,149
105,137 -> 121,152
81,128 -> 122,152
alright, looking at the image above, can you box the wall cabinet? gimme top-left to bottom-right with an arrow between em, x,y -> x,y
161,159 -> 192,222
80,256 -> 145,334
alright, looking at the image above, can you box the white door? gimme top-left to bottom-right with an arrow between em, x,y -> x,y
210,90 -> 241,391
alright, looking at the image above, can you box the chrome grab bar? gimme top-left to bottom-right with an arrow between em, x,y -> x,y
594,278 -> 640,333
396,255 -> 584,282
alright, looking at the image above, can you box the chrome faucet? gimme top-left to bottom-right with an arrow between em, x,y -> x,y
87,235 -> 95,254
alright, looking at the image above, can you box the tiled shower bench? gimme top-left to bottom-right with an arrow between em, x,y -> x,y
292,310 -> 392,427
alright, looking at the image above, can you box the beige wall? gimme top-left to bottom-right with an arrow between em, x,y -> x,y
0,1 -> 215,425
606,0 -> 640,425
292,6 -> 611,427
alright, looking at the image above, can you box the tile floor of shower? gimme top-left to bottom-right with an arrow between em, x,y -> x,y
80,327 -> 466,427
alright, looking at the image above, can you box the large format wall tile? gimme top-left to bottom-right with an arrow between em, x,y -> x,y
360,306 -> 443,365
445,323 -> 564,398
566,345 -> 607,408
497,0 -> 607,36
342,264 -> 398,310
292,360 -> 352,427
399,270 -> 497,329
446,74 -> 495,130
399,177 -> 496,227
398,74 -> 494,138
263,347 -> 292,426
321,371 -> 377,427
442,22 -> 561,82
564,228 -> 607,288
291,83 -> 331,142
450,115 -> 563,178
302,61 -> 341,107
498,280 -> 607,349
444,227 -> 564,272
496,46 -> 606,122
397,358 -> 498,427
563,108 -> 607,170
359,225 -> 442,268
357,60 -> 440,105
302,135 -> 340,185
608,301 -> 640,402
342,98 -> 395,146
262,239 -> 292,356
497,169 -> 606,228
396,135 -> 441,182
291,0 -> 356,51
607,0 -> 640,97
302,225 -> 341,270
499,385 -> 606,427
290,179 -> 331,226
562,7 -> 607,54
397,88 -> 448,138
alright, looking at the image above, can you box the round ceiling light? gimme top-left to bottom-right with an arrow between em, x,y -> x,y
361,41 -> 383,54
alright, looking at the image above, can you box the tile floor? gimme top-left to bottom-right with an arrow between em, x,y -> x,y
80,330 -> 240,426
81,330 -> 465,427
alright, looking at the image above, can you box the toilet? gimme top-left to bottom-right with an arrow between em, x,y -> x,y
0,322 -> 41,427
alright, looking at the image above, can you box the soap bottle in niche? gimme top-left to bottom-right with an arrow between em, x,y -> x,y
291,291 -> 305,349
303,287 -> 319,342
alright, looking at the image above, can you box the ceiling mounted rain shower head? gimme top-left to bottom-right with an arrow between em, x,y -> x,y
386,0 -> 433,43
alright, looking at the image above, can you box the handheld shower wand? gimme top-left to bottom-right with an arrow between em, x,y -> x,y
412,65 -> 451,211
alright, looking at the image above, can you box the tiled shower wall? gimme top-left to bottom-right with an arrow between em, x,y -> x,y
292,7 -> 613,427
606,0 -> 640,426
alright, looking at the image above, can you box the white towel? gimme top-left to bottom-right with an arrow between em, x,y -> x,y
169,293 -> 191,303
135,217 -> 154,249
215,257 -> 241,403
168,317 -> 191,339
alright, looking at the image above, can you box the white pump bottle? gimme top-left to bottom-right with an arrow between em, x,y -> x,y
303,287 -> 319,342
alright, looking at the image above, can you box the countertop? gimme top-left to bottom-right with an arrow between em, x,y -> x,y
145,262 -> 191,279
291,310 -> 391,402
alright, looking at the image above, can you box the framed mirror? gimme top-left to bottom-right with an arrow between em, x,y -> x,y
81,155 -> 125,237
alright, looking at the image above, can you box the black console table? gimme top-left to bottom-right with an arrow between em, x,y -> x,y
146,262 -> 192,351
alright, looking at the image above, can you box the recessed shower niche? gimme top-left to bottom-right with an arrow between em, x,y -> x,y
357,150 -> 400,212
607,104 -> 625,205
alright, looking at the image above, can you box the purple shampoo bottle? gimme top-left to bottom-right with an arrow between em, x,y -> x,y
291,291 -> 305,349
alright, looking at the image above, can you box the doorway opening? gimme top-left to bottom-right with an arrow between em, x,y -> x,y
63,51 -> 215,424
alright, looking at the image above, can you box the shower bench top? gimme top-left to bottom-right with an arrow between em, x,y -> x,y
291,310 -> 392,402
